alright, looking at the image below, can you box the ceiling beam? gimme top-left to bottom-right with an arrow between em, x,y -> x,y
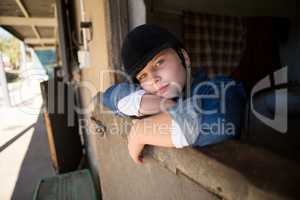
15,0 -> 43,46
33,46 -> 56,51
25,38 -> 56,44
0,16 -> 57,27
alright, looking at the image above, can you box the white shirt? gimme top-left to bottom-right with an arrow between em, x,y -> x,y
117,89 -> 146,117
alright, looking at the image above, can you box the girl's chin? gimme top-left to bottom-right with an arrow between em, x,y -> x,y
160,92 -> 180,99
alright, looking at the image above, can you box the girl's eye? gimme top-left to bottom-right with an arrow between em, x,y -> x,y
154,59 -> 164,68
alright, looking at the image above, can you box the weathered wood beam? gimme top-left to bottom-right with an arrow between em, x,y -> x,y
33,46 -> 56,51
0,16 -> 57,27
25,38 -> 56,44
15,0 -> 43,46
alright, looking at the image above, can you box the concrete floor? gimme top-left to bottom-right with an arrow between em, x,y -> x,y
0,80 -> 55,200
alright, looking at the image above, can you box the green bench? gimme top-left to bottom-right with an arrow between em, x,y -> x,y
33,169 -> 98,200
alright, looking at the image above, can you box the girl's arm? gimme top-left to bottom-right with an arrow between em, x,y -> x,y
127,78 -> 247,164
138,94 -> 177,115
127,111 -> 174,164
102,81 -> 176,117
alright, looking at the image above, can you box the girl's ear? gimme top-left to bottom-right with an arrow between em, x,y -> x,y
181,49 -> 191,67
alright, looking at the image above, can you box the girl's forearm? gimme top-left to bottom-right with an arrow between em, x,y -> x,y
132,112 -> 175,147
138,94 -> 176,115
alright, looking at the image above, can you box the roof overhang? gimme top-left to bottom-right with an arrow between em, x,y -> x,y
0,0 -> 57,50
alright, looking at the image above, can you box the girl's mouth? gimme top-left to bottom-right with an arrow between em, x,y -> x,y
158,84 -> 169,94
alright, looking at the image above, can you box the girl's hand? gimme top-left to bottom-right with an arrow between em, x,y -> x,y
127,119 -> 145,164
127,113 -> 175,164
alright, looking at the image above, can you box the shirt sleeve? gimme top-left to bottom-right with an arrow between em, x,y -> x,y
167,97 -> 202,145
171,119 -> 189,148
117,89 -> 146,116
101,82 -> 143,117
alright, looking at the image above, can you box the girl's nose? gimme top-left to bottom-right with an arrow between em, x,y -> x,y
151,73 -> 161,85
141,72 -> 161,88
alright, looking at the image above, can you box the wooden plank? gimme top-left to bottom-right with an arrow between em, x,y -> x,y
15,0 -> 43,46
43,111 -> 59,172
0,16 -> 57,27
25,38 -> 56,44
105,0 -> 129,83
33,46 -> 55,50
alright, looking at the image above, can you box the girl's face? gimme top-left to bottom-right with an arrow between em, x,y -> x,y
135,48 -> 190,99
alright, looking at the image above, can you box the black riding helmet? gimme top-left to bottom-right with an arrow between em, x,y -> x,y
121,24 -> 187,83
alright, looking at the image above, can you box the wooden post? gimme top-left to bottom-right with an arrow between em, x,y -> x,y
0,54 -> 11,107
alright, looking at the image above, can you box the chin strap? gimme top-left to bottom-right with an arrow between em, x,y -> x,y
174,47 -> 193,99
175,47 -> 187,68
